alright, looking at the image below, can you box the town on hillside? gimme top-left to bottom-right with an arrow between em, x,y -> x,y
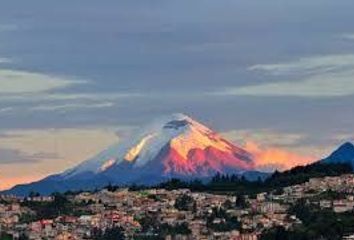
1,173 -> 354,240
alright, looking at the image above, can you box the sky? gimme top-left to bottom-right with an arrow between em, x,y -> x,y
0,0 -> 354,189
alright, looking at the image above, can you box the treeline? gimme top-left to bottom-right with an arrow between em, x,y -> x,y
127,163 -> 352,195
265,162 -> 352,188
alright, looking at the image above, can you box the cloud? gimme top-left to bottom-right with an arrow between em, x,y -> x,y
0,132 -> 22,139
0,92 -> 142,102
0,24 -> 17,32
0,107 -> 13,114
222,129 -> 316,171
30,102 -> 115,112
243,141 -> 315,172
0,69 -> 86,94
341,33 -> 354,41
217,54 -> 354,97
0,57 -> 12,64
0,69 -> 134,115
331,133 -> 354,143
0,148 -> 59,165
223,129 -> 305,148
222,72 -> 354,97
249,54 -> 354,75
0,68 -> 142,116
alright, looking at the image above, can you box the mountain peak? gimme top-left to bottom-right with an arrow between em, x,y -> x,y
322,141 -> 354,167
337,142 -> 354,151
155,113 -> 192,123
330,142 -> 354,159
64,113 -> 254,181
155,113 -> 202,129
140,113 -> 195,133
163,113 -> 194,129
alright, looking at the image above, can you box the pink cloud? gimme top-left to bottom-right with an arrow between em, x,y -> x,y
244,141 -> 316,171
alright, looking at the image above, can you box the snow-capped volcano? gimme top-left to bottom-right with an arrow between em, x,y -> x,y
4,113 -> 257,195
64,113 -> 254,179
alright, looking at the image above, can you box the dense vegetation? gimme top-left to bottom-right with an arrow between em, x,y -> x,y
20,193 -> 91,221
0,233 -> 27,240
0,233 -> 12,240
260,199 -> 354,240
92,226 -> 125,240
211,162 -> 351,194
264,162 -> 352,188
206,206 -> 241,232
159,222 -> 192,237
134,214 -> 192,239
127,163 -> 351,195
174,194 -> 196,211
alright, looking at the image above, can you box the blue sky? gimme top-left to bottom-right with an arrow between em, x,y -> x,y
0,0 -> 354,188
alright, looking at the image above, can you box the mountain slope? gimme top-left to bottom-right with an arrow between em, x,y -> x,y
4,113 -> 256,196
321,142 -> 354,168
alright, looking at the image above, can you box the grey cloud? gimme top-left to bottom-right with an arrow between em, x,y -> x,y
0,57 -> 12,63
0,69 -> 87,94
0,24 -> 17,32
30,102 -> 115,112
341,33 -> 354,41
218,54 -> 354,97
0,148 -> 60,165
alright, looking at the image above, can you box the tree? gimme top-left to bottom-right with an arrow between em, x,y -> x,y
103,227 -> 125,240
222,199 -> 233,209
235,194 -> 247,209
159,222 -> 191,237
206,207 -> 241,232
0,232 -> 13,240
19,234 -> 29,240
138,215 -> 159,233
260,226 -> 289,240
29,191 -> 40,198
92,226 -> 125,240
273,188 -> 284,195
91,228 -> 103,239
192,201 -> 198,214
174,194 -> 195,211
